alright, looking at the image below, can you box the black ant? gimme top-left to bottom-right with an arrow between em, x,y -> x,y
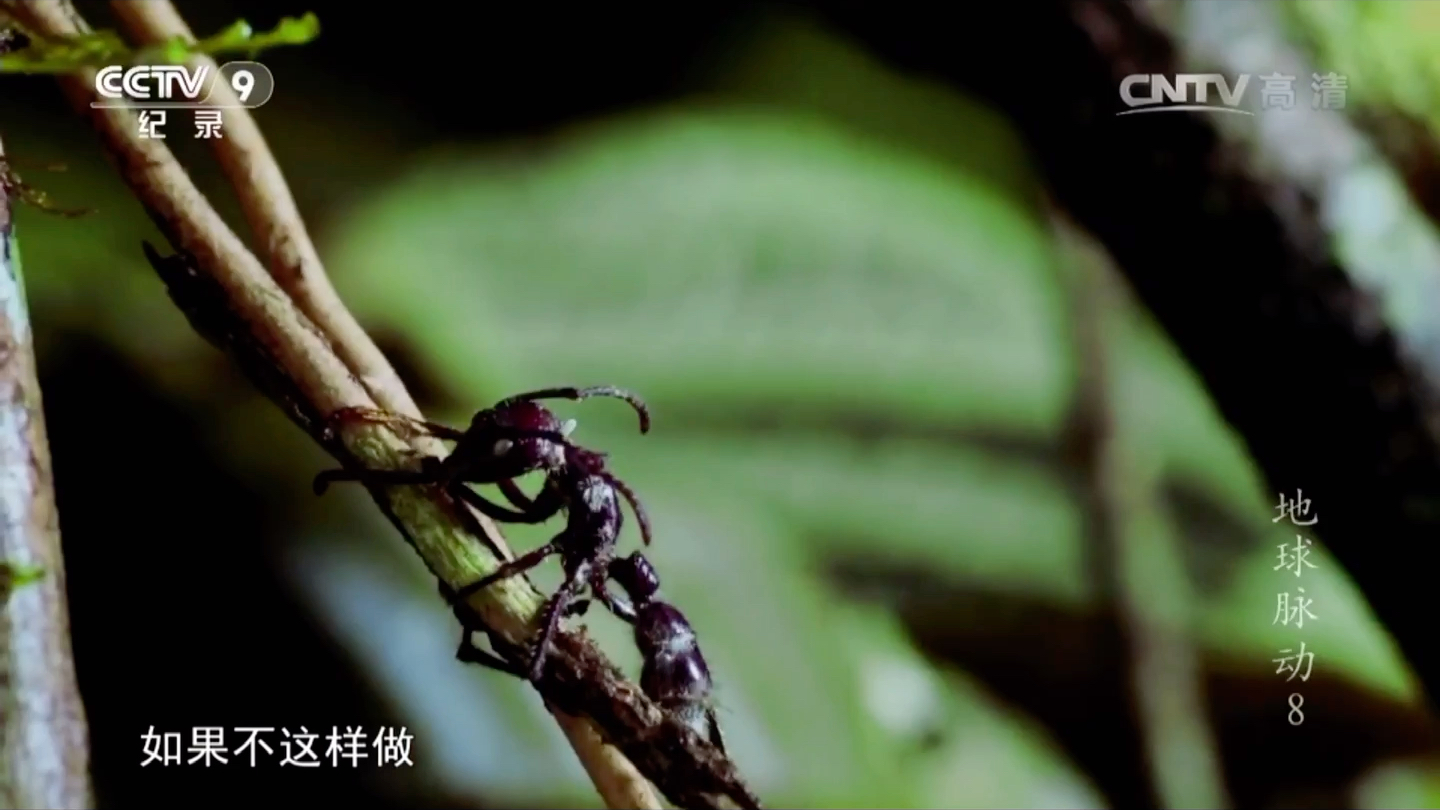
313,386 -> 654,681
444,439 -> 653,682
312,386 -> 650,537
456,551 -> 726,753
588,552 -> 727,752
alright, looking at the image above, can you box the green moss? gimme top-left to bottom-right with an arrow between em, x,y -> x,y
0,12 -> 320,73
1282,0 -> 1440,131
0,562 -> 44,599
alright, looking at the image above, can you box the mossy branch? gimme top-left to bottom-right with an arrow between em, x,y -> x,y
0,11 -> 318,72
2,1 -> 764,807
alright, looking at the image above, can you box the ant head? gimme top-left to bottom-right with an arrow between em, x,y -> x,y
473,401 -> 576,470
611,552 -> 661,603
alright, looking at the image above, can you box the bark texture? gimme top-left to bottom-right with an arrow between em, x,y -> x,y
0,144 -> 95,809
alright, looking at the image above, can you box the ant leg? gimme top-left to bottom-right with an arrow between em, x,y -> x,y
604,473 -> 654,546
525,568 -> 588,682
322,406 -> 467,443
498,479 -> 536,511
451,541 -> 560,602
495,386 -> 651,434
589,565 -> 637,623
455,631 -> 526,676
451,482 -> 555,524
438,581 -> 527,677
704,709 -> 729,754
313,420 -> 462,496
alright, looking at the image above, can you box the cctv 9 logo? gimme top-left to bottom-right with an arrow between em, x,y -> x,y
94,61 -> 275,108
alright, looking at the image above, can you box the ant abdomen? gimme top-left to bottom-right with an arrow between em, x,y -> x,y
632,600 -> 723,749
642,656 -> 713,709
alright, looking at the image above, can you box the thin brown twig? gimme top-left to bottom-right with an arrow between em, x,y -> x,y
98,1 -> 522,570
106,0 -> 420,421
101,1 -> 666,797
1055,213 -> 1230,810
2,2 -> 762,807
5,3 -> 766,801
0,136 -> 94,810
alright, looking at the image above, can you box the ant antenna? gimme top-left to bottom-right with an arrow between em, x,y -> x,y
604,472 -> 654,546
494,386 -> 651,434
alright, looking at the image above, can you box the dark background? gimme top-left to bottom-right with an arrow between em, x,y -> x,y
4,1 -> 1440,807
23,2 -> 765,806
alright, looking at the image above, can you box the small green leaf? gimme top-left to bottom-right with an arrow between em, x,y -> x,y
189,13 -> 320,60
0,13 -> 320,73
0,562 -> 45,598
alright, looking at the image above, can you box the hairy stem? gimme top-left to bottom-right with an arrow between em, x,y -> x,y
0,137 -> 94,809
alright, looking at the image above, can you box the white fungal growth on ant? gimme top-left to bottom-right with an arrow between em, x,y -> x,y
583,479 -> 613,513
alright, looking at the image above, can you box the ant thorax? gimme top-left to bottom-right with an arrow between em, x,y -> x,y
580,475 -> 613,510
537,417 -> 577,468
573,474 -> 620,543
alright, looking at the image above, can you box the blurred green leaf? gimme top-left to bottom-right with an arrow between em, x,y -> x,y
1353,759 -> 1440,809
332,110 -> 1071,432
705,13 -> 1043,207
322,106 -> 1422,802
0,5 -> 1421,803
1281,0 -> 1440,131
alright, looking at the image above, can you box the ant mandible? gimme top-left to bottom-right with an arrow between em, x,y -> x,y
458,551 -> 726,752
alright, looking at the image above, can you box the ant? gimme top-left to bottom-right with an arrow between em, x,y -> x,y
443,438 -> 652,682
312,385 -> 650,536
455,551 -> 726,753
584,552 -> 727,752
313,385 -> 655,681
